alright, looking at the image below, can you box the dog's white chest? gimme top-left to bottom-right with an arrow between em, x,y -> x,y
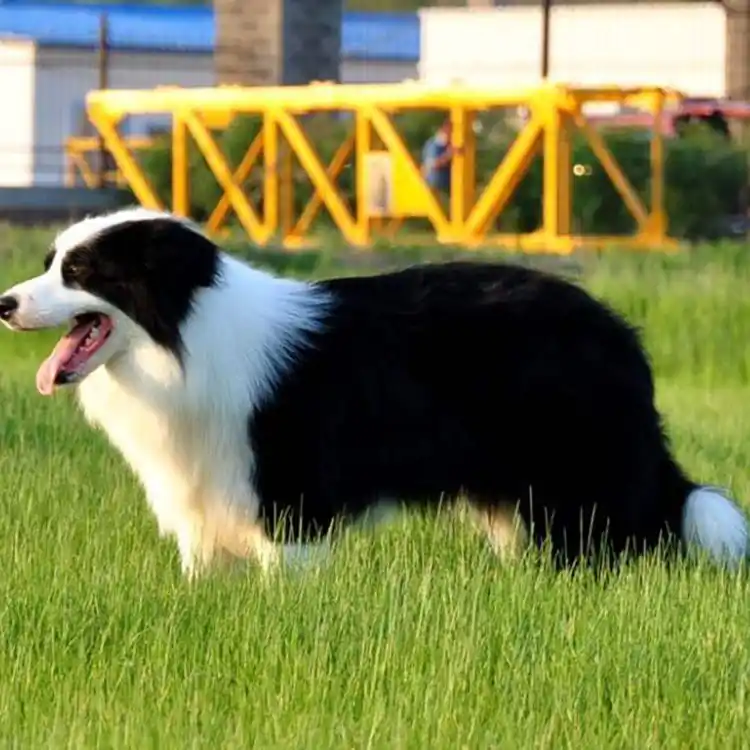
77,365 -> 260,539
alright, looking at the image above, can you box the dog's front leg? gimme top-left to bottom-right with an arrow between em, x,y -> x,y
174,516 -> 219,582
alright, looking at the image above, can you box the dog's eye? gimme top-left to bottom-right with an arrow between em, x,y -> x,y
61,261 -> 86,283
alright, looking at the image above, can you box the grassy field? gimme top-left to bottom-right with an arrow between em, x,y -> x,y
1,227 -> 750,748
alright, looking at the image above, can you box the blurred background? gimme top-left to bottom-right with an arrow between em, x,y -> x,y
0,0 -> 746,245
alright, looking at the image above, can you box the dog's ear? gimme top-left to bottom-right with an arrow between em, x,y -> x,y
73,218 -> 218,289
59,217 -> 221,352
43,248 -> 55,272
140,219 -> 218,287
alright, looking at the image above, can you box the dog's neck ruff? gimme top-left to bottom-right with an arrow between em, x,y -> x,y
75,251 -> 330,545
80,254 -> 329,406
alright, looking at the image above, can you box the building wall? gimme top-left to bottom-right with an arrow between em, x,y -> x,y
419,4 -> 727,97
341,59 -> 417,84
33,47 -> 214,186
0,40 -> 37,187
24,45 -> 414,187
725,0 -> 750,101
214,0 -> 342,85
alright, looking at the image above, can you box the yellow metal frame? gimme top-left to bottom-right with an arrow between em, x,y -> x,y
65,134 -> 157,188
69,82 -> 682,253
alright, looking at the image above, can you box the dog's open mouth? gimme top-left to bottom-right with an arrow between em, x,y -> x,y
36,312 -> 114,395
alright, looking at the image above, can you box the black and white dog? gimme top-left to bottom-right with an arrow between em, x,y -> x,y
0,208 -> 747,578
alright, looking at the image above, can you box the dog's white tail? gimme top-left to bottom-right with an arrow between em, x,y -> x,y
682,486 -> 749,568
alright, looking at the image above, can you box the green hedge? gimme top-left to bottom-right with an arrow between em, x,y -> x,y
138,113 -> 748,242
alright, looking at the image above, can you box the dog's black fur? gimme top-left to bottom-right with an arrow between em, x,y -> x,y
250,260 -> 695,565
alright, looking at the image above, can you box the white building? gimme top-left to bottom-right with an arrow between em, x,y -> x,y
0,41 -> 215,187
0,3 -> 419,187
419,3 -> 727,97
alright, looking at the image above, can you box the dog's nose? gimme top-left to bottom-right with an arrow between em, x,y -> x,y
0,295 -> 18,321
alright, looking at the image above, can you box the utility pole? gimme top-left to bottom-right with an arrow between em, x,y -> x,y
541,0 -> 551,78
96,13 -> 110,188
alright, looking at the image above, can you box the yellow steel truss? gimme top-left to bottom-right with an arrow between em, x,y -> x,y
65,134 -> 156,188
66,82 -> 683,253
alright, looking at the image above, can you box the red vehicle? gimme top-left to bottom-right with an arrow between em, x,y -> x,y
588,97 -> 750,138
586,97 -> 750,239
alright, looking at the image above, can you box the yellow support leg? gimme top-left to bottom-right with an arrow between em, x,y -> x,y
182,109 -> 267,243
263,115 -> 279,240
464,117 -> 543,239
172,114 -> 189,218
355,111 -> 372,244
450,106 -> 475,229
87,106 -> 163,209
366,106 -> 452,240
275,109 -> 362,246
280,144 -> 294,241
648,93 -> 667,242
206,132 -> 264,233
542,106 -> 571,247
292,135 -> 354,237
573,109 -> 648,230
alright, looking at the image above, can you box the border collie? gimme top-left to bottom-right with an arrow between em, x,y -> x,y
0,208 -> 747,578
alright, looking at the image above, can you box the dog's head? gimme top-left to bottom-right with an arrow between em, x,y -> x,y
0,208 -> 220,395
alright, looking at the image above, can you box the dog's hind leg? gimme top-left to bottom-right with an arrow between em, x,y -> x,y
468,496 -> 530,563
214,514 -> 282,575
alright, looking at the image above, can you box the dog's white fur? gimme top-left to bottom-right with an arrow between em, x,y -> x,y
683,486 -> 749,567
4,209 -> 333,578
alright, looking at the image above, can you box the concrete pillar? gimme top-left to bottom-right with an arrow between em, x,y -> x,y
214,0 -> 342,86
726,0 -> 750,101
725,0 -> 750,221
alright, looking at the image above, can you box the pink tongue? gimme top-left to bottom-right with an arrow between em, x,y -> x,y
36,321 -> 94,396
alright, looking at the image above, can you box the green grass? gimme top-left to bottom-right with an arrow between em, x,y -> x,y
1,226 -> 750,748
